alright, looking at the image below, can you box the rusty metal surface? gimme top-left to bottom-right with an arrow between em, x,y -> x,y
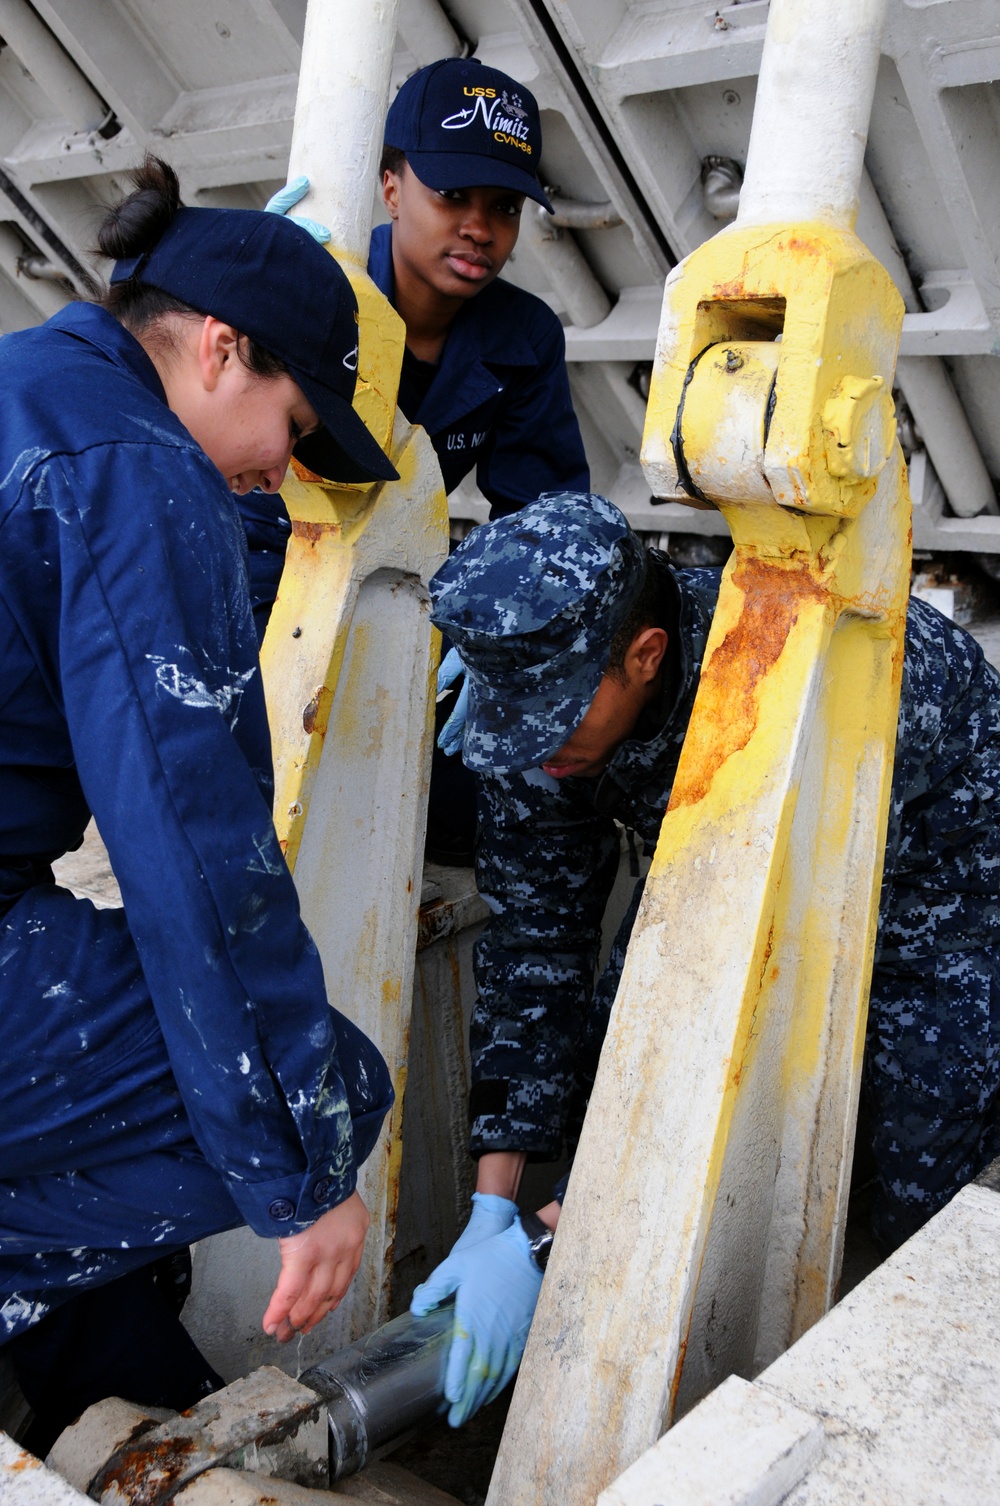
90,1369 -> 320,1506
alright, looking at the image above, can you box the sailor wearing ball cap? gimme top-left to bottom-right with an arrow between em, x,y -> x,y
250,56 -> 592,865
244,56 -> 590,629
0,157 -> 395,1447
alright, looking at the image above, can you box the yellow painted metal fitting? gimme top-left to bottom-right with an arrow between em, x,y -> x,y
674,341 -> 780,506
264,422 -> 448,872
821,373 -> 895,480
642,222 -> 904,520
261,244 -> 447,873
344,266 -> 406,460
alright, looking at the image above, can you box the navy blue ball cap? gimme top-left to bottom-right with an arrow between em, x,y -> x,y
111,206 -> 398,485
430,492 -> 648,774
385,58 -> 552,211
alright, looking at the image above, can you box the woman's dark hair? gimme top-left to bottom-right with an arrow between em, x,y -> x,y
606,555 -> 664,682
96,155 -> 287,378
379,145 -> 408,179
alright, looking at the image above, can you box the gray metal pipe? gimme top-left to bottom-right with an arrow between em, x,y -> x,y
0,223 -> 67,318
548,199 -> 623,231
300,1303 -> 454,1481
523,205 -> 611,329
397,0 -> 466,64
701,157 -> 743,221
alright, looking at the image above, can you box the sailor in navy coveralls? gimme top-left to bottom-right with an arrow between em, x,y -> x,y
239,57 -> 590,633
0,159 -> 395,1449
242,58 -> 592,866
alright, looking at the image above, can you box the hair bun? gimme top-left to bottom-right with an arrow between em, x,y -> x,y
97,156 -> 182,262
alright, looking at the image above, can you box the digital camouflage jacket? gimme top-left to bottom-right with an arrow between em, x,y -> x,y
470,553 -> 1000,1160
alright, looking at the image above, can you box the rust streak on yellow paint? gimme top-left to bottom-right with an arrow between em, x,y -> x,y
670,559 -> 829,809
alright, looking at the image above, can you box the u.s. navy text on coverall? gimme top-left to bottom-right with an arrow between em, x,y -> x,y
471,555 -> 1000,1249
0,304 -> 391,1339
238,222 -> 590,631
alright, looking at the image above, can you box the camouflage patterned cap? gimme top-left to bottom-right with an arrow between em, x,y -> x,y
429,492 -> 648,773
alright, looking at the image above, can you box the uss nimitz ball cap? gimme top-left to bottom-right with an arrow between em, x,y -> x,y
384,57 -> 553,211
112,205 -> 399,486
429,492 -> 649,774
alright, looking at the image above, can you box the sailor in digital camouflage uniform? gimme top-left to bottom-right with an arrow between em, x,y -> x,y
432,489 -> 1000,1245
404,490 -> 1000,1424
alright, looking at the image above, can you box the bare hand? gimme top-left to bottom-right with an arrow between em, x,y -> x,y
262,1190 -> 370,1342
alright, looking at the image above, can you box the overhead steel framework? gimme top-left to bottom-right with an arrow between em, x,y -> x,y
0,0 -> 997,549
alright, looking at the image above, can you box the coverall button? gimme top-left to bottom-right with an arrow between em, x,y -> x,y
313,1177 -> 333,1203
268,1198 -> 295,1222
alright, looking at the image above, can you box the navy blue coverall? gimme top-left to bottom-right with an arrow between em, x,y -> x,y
238,222 -> 590,635
0,304 -> 392,1344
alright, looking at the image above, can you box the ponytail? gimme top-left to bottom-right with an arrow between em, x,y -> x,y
96,155 -> 287,379
97,155 -> 182,263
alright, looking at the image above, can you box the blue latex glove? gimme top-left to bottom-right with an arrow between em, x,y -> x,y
451,1191 -> 518,1254
410,1217 -> 543,1427
436,646 -> 469,758
264,176 -> 330,243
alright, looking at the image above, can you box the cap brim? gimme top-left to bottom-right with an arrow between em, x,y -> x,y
291,374 -> 399,485
406,152 -> 553,211
460,653 -> 607,775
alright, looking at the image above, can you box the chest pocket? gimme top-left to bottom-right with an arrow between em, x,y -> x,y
432,387 -> 507,489
443,424 -> 492,455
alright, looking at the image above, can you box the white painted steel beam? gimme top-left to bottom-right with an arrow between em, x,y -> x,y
562,285 -> 997,363
0,0 -> 108,134
1,0 -> 996,552
595,2 -> 767,95
27,0 -> 177,136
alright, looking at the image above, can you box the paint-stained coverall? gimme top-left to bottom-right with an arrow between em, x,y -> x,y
0,303 -> 392,1342
471,554 -> 1000,1250
238,222 -> 590,633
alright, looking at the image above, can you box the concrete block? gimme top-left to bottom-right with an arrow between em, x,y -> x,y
48,1400 -> 165,1493
760,1182 -> 1000,1504
174,1467 -> 328,1506
0,1433 -> 90,1506
90,1368 -> 321,1506
332,1462 -> 464,1503
596,1375 -> 824,1506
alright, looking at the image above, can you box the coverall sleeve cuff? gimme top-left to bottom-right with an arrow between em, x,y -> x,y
226,1162 -> 358,1238
469,1075 -> 565,1159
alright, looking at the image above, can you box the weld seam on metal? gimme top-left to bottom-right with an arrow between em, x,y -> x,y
669,342 -> 718,506
763,367 -> 778,450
